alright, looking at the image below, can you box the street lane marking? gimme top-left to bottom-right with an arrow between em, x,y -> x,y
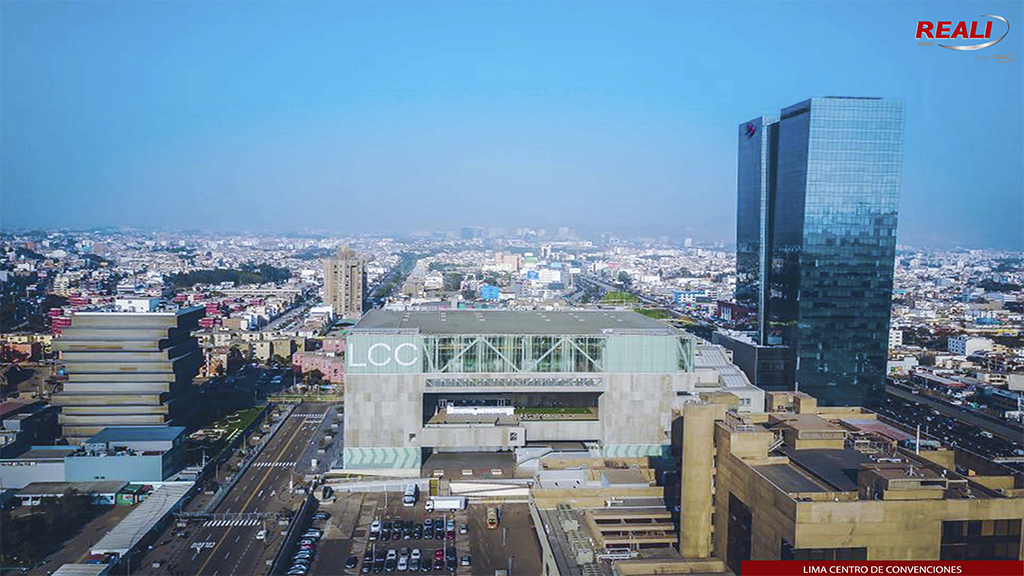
203,518 -> 264,527
196,406 -> 328,575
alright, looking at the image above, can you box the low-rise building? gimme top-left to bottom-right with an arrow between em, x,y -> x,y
0,426 -> 185,488
948,335 -> 994,357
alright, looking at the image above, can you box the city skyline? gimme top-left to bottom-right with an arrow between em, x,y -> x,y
1,2 -> 1022,573
2,1 -> 1022,250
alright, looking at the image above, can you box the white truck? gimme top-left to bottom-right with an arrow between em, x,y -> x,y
425,495 -> 467,512
402,484 -> 419,507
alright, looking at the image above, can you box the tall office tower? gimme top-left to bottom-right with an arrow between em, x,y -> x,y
735,97 -> 905,407
52,306 -> 204,443
324,245 -> 364,320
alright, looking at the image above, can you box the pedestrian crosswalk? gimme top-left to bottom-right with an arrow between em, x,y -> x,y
203,518 -> 264,527
293,413 -> 325,419
252,461 -> 296,468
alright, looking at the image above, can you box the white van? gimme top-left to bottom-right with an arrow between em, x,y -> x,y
402,484 -> 419,507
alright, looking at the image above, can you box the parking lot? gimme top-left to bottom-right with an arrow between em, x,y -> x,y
298,491 -> 541,576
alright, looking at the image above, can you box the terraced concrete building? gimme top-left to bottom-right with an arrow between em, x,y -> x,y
341,309 -> 764,475
52,307 -> 204,443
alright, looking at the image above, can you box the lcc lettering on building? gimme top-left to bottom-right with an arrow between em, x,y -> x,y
347,342 -> 420,367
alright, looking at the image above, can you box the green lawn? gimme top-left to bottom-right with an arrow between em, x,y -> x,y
220,406 -> 265,435
635,308 -> 673,319
602,291 -> 639,304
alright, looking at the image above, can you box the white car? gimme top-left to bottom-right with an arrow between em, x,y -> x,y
410,549 -> 421,560
397,557 -> 408,571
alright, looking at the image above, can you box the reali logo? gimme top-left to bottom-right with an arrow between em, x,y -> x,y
916,15 -> 1009,50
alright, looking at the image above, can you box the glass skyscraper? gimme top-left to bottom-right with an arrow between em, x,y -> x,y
735,97 -> 905,407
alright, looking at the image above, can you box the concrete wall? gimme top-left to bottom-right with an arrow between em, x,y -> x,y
710,423 -> 1024,562
345,370 -> 710,467
65,454 -> 165,483
0,459 -> 66,489
419,425 -> 525,449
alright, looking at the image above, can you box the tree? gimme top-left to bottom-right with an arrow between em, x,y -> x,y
306,369 -> 324,385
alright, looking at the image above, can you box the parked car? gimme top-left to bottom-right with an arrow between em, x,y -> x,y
459,523 -> 468,535
346,555 -> 359,569
460,555 -> 471,566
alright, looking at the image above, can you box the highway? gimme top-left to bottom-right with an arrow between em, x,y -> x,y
138,403 -> 332,576
887,383 -> 1024,445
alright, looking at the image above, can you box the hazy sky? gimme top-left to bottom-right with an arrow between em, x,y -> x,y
2,1 -> 1022,249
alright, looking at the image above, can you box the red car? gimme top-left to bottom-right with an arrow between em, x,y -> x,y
434,549 -> 444,561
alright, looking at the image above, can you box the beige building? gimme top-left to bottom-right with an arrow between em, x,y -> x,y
52,307 -> 204,443
677,392 -> 1024,572
324,246 -> 364,320
530,458 -> 731,576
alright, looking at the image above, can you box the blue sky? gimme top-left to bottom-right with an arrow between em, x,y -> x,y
2,1 -> 1021,249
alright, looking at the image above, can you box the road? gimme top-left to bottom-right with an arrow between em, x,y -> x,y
266,300 -> 314,332
887,383 -> 1024,445
366,253 -> 419,309
136,403 -> 333,576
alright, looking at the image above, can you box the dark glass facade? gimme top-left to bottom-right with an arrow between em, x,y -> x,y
736,98 -> 905,407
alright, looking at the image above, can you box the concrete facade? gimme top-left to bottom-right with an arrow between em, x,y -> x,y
52,307 -> 204,443
676,392 -> 1024,569
324,246 -> 364,320
341,310 -> 763,474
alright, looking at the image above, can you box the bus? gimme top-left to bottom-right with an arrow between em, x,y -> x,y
402,484 -> 419,507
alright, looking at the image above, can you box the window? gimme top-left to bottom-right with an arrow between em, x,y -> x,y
784,546 -> 867,561
941,520 -> 1021,561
